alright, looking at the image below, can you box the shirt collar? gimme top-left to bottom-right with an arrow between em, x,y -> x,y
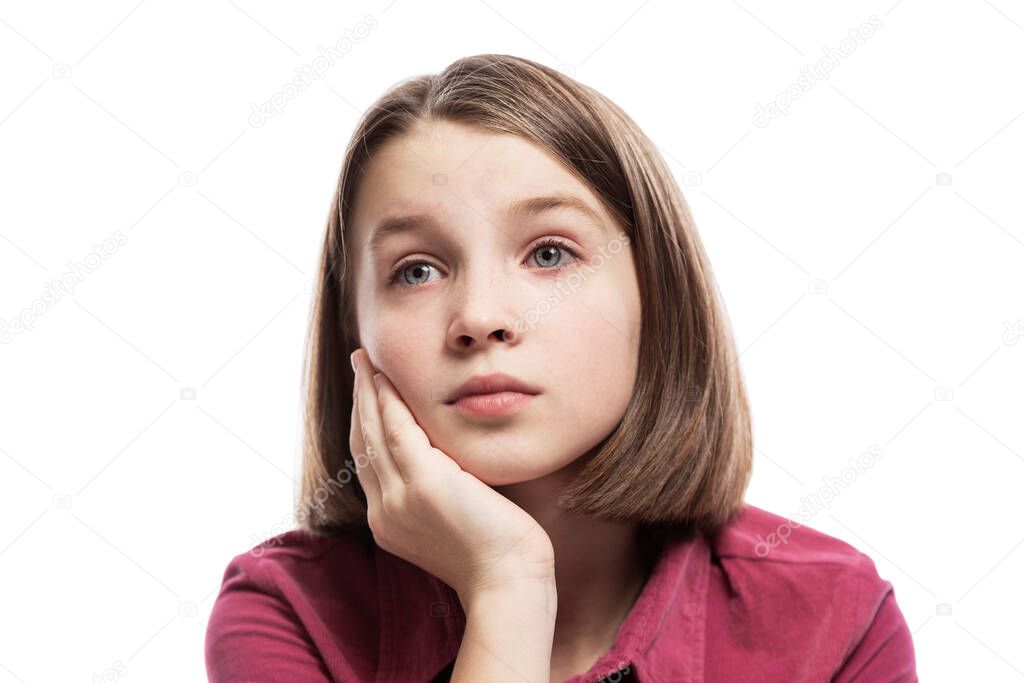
375,525 -> 711,683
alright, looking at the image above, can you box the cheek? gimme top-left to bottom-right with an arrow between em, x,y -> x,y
549,259 -> 641,371
362,310 -> 442,394
549,259 -> 641,418
550,306 -> 637,431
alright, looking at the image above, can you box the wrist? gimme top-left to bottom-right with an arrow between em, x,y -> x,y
460,575 -> 558,622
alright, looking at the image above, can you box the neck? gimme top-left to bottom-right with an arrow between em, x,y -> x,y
492,456 -> 656,657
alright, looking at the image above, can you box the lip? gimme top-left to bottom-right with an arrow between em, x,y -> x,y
449,391 -> 537,417
446,372 -> 542,404
445,373 -> 541,417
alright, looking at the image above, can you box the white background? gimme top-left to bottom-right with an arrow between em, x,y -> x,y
1,1 -> 1022,681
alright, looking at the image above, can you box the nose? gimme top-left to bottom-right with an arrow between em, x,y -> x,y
448,320 -> 516,350
446,269 -> 522,351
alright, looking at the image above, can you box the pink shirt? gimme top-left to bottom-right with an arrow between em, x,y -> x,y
205,504 -> 917,682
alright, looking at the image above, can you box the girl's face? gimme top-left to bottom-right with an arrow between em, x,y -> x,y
348,119 -> 641,486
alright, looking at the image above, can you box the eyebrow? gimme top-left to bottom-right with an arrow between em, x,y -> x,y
366,193 -> 606,254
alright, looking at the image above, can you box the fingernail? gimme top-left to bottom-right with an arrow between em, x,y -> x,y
350,350 -> 359,373
372,373 -> 382,391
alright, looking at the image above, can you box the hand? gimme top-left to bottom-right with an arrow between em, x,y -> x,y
349,348 -> 556,603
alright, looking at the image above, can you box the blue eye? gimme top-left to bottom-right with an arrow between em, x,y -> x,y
387,238 -> 581,288
531,240 -> 572,269
390,262 -> 440,287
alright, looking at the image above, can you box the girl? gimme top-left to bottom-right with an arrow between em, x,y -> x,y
206,54 -> 917,682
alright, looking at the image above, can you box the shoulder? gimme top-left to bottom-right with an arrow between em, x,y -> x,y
703,504 -> 917,681
709,503 -> 893,606
712,503 -> 877,566
218,525 -> 375,587
211,526 -> 380,615
211,524 -> 380,617
205,526 -> 379,683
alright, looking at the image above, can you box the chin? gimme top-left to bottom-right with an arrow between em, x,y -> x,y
452,454 -> 551,487
452,444 -> 584,488
417,411 -> 591,486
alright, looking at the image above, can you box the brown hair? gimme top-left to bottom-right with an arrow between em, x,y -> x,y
296,53 -> 752,540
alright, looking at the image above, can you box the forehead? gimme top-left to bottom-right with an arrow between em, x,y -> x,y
349,119 -> 608,240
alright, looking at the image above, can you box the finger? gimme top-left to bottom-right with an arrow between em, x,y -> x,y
353,349 -> 405,487
374,372 -> 442,483
350,382 -> 381,511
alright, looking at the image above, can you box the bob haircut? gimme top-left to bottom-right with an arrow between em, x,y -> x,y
296,53 -> 752,540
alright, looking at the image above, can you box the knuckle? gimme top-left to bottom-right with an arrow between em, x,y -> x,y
379,489 -> 404,515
